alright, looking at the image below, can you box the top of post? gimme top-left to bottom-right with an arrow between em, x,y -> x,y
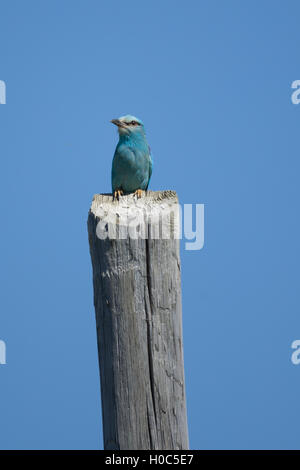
88,190 -> 180,241
89,190 -> 178,215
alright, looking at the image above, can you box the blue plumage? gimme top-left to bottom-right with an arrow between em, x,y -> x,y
111,115 -> 153,199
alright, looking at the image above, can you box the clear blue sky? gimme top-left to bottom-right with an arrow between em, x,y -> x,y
1,0 -> 300,450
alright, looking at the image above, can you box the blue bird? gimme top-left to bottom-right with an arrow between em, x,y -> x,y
111,115 -> 153,199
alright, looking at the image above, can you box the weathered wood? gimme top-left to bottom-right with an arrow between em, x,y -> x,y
87,190 -> 189,450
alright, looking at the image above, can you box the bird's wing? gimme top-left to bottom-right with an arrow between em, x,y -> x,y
146,147 -> 153,190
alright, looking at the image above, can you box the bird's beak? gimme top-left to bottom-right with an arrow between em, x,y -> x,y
111,119 -> 125,128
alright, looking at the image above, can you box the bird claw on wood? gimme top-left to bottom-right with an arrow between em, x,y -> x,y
134,189 -> 143,199
113,189 -> 124,201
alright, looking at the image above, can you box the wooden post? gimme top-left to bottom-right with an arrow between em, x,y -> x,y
87,190 -> 189,450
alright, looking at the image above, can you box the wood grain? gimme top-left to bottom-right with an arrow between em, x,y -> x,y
88,191 -> 189,450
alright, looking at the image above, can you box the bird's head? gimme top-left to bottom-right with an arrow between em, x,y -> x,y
111,115 -> 145,137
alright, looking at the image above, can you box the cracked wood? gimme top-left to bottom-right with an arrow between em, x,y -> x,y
87,190 -> 189,450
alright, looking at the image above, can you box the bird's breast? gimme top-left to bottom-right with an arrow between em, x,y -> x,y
112,137 -> 151,193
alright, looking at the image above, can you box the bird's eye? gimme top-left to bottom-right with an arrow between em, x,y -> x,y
131,121 -> 137,125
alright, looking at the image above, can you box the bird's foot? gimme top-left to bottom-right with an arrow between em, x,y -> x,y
134,189 -> 143,199
113,189 -> 124,200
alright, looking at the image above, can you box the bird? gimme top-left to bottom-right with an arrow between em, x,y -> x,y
111,115 -> 153,200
